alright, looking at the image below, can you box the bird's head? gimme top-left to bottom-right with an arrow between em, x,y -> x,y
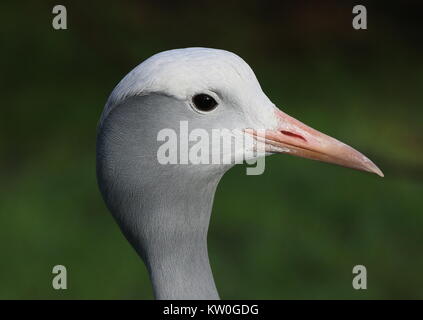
96,48 -> 383,299
98,47 -> 383,178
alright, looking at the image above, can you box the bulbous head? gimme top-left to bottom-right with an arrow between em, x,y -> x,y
99,47 -> 277,132
98,47 -> 382,179
96,48 -> 383,299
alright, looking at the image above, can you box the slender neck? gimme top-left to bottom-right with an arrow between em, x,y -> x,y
97,96 -> 229,299
106,168 -> 225,300
142,172 -> 222,299
148,222 -> 219,300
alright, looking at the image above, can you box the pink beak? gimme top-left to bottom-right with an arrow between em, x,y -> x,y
246,108 -> 384,177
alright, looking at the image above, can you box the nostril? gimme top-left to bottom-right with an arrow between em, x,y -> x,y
280,130 -> 307,142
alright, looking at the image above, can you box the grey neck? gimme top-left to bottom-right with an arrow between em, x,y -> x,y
108,170 -> 223,300
96,95 -> 229,299
145,173 -> 221,299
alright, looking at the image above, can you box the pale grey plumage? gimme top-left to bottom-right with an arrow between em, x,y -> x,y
96,48 -> 268,299
96,47 -> 383,300
97,94 -> 244,299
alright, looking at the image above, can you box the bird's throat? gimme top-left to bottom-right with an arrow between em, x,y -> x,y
140,173 -> 222,300
108,170 -> 224,300
97,100 -> 228,299
148,230 -> 219,300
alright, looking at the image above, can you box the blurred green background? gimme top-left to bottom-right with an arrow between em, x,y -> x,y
1,1 -> 422,299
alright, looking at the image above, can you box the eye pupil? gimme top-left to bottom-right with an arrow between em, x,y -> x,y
192,94 -> 218,112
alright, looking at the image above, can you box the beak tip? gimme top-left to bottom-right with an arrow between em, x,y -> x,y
367,163 -> 384,178
375,169 -> 384,178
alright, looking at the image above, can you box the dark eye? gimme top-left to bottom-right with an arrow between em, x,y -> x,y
192,94 -> 218,112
